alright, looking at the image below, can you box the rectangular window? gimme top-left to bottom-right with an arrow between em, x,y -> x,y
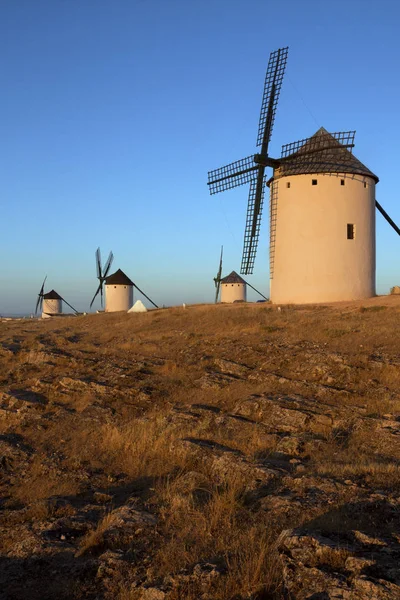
364,182 -> 367,188
341,179 -> 345,186
312,179 -> 318,186
347,224 -> 355,240
286,182 -> 291,188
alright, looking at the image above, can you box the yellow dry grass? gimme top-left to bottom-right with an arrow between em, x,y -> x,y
2,298 -> 400,599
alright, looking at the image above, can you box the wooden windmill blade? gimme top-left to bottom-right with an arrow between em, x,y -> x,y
90,247 -> 114,308
207,47 -> 289,276
214,246 -> 223,303
35,275 -> 47,315
241,176 -> 267,275
208,156 -> 258,194
257,47 -> 289,151
103,251 -> 114,278
95,247 -> 102,280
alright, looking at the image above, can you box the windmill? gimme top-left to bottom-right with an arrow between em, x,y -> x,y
208,47 -> 400,304
213,246 -> 269,303
90,248 -> 114,309
104,269 -> 159,312
214,246 -> 223,303
35,276 -> 78,317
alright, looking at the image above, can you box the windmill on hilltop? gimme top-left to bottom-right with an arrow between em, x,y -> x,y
35,276 -> 78,318
208,47 -> 400,304
90,247 -> 158,312
213,246 -> 268,304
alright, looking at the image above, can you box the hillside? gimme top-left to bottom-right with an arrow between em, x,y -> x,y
1,299 -> 400,599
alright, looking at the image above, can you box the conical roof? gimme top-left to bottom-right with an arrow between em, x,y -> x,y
278,127 -> 378,182
105,269 -> 134,286
43,290 -> 62,300
220,271 -> 246,284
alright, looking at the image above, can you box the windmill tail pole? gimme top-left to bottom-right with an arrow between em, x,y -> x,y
243,280 -> 269,301
133,284 -> 159,309
61,297 -> 79,314
376,200 -> 400,236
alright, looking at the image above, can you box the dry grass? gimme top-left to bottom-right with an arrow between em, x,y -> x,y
2,299 -> 400,599
310,546 -> 351,571
76,512 -> 116,557
12,455 -> 80,505
154,471 -> 282,599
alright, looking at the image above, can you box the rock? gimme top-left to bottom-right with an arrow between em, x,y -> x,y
353,530 -> 387,546
352,576 -> 400,599
213,358 -> 250,377
211,452 -> 279,489
109,505 -> 157,528
58,377 -> 108,394
277,435 -> 303,455
196,371 -> 240,388
345,556 -> 375,573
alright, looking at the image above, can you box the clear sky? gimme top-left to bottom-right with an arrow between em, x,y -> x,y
1,0 -> 400,314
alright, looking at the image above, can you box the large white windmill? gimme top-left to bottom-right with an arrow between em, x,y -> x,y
208,47 -> 399,304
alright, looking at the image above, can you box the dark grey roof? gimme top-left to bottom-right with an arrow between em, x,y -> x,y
220,271 -> 246,284
43,290 -> 62,300
105,269 -> 134,286
277,127 -> 379,182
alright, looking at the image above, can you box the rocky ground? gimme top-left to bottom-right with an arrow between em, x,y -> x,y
1,299 -> 400,599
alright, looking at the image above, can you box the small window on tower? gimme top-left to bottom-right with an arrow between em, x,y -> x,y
312,179 -> 318,186
114,286 -> 117,289
341,179 -> 345,186
347,224 -> 355,240
286,182 -> 291,188
364,182 -> 367,188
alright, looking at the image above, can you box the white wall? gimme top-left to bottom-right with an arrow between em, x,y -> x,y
221,283 -> 247,303
42,298 -> 62,315
105,284 -> 133,312
270,173 -> 376,303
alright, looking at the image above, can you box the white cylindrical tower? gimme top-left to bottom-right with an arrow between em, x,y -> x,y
105,269 -> 134,312
42,290 -> 62,317
269,128 -> 378,304
220,271 -> 247,303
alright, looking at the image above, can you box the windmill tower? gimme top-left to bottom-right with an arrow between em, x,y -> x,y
101,269 -> 159,312
42,290 -> 63,316
35,277 -> 78,318
208,47 -> 400,304
104,269 -> 134,312
220,271 -> 247,303
213,246 -> 268,303
90,248 -> 159,312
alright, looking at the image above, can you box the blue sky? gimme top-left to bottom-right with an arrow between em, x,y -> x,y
1,0 -> 400,313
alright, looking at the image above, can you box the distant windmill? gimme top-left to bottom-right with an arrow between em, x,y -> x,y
104,269 -> 159,312
208,47 -> 400,304
35,276 -> 78,317
213,247 -> 268,304
90,248 -> 114,309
